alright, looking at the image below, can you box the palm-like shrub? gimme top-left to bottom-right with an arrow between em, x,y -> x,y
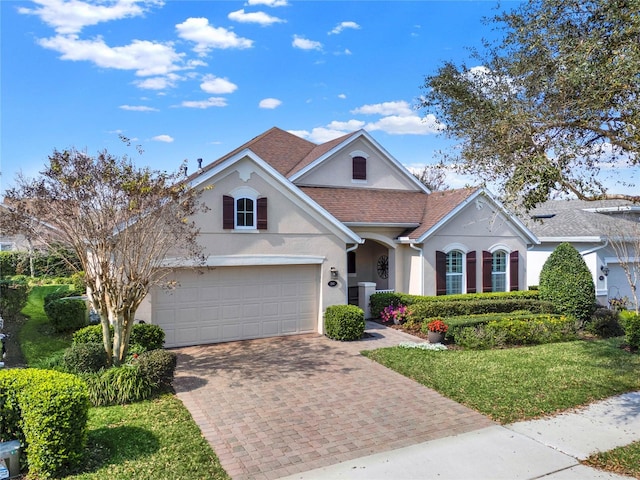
539,242 -> 595,325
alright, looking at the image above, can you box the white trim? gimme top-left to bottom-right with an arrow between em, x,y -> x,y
443,243 -> 469,254
161,254 -> 326,268
538,236 -> 604,243
488,243 -> 512,254
349,150 -> 369,159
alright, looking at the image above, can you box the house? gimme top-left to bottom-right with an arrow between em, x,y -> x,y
526,199 -> 640,309
137,127 -> 539,347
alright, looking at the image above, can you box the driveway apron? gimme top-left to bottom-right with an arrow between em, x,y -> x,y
173,322 -> 495,480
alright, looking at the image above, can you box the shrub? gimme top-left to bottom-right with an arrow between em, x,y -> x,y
61,342 -> 109,373
0,278 -> 30,318
45,297 -> 87,333
82,365 -> 152,407
380,304 -> 410,324
74,323 -> 165,352
585,308 -> 624,338
70,271 -> 86,292
324,305 -> 365,341
43,288 -> 75,307
408,298 -> 555,321
539,242 -> 595,325
455,326 -> 506,350
136,349 -> 178,393
0,369 -> 89,478
620,311 -> 640,351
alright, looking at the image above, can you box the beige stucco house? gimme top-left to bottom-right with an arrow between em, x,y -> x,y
138,127 -> 539,347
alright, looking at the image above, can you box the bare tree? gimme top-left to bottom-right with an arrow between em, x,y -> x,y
5,149 -> 207,365
412,164 -> 450,192
606,217 -> 640,314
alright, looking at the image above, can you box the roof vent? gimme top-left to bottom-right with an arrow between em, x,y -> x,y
197,158 -> 203,169
531,213 -> 555,219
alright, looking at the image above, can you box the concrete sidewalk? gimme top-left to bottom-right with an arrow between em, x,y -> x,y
279,392 -> 640,480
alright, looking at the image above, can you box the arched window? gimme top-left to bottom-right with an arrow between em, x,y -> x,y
491,250 -> 507,292
236,197 -> 255,228
446,250 -> 464,295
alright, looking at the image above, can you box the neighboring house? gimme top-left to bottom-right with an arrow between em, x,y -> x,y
137,127 -> 539,347
525,199 -> 640,308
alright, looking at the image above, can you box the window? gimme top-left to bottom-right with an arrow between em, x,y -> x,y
491,250 -> 507,292
446,250 -> 464,295
347,251 -> 356,275
223,194 -> 267,230
236,197 -> 255,228
352,156 -> 366,181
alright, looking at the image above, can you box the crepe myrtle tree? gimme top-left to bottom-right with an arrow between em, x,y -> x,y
5,148 -> 208,365
420,0 -> 640,210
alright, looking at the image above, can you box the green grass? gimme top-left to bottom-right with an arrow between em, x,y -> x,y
16,286 -> 230,480
363,339 -> 640,424
585,441 -> 640,478
66,395 -> 230,480
20,285 -> 74,367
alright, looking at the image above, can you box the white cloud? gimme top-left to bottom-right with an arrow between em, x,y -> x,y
119,105 -> 158,111
228,9 -> 285,25
134,74 -> 181,90
292,35 -> 322,51
351,100 -> 413,117
259,98 -> 282,109
291,127 -> 348,144
329,21 -> 361,35
180,97 -> 227,109
18,0 -> 162,35
200,74 -> 237,94
176,17 -> 253,56
326,120 -> 365,131
365,114 -> 445,135
152,134 -> 174,142
38,34 -> 184,77
338,93 -> 346,99
247,0 -> 288,6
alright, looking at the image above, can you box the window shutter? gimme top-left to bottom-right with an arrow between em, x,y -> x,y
257,197 -> 268,230
482,251 -> 492,293
435,251 -> 446,296
352,156 -> 366,180
223,195 -> 234,229
510,251 -> 519,291
466,250 -> 477,294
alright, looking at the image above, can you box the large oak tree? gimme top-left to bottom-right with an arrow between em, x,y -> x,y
420,0 -> 639,210
5,149 -> 207,365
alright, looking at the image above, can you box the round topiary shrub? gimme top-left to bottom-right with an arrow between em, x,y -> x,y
324,305 -> 365,341
539,242 -> 595,325
136,349 -> 178,393
62,342 -> 109,373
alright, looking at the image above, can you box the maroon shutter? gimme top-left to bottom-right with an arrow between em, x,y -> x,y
482,251 -> 492,293
257,197 -> 268,230
352,156 -> 366,180
466,251 -> 476,293
223,195 -> 234,229
436,251 -> 446,296
510,251 -> 519,291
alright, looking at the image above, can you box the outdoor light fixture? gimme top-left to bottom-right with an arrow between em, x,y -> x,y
601,265 -> 610,277
330,267 -> 338,278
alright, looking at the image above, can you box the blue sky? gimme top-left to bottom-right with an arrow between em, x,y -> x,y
2,0 -> 518,194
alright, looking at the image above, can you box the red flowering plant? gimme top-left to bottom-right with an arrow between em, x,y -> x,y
380,304 -> 410,324
426,318 -> 448,333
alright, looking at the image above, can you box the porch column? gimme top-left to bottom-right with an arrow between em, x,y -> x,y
358,282 -> 377,319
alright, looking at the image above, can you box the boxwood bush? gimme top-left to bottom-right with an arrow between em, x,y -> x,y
0,369 -> 89,478
45,297 -> 87,333
73,323 -> 165,351
621,311 -> 640,351
0,278 -> 30,318
136,349 -> 178,393
407,298 -> 555,322
325,305 -> 365,341
61,342 -> 109,373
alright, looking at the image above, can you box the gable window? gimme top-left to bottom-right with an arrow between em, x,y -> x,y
223,193 -> 267,230
236,197 -> 255,228
352,156 -> 367,181
446,250 -> 464,295
491,250 -> 507,292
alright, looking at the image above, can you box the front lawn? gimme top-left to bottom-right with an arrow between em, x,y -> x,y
13,285 -> 230,480
586,441 -> 640,479
363,339 -> 640,424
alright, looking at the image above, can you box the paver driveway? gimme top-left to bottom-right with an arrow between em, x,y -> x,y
173,322 -> 495,480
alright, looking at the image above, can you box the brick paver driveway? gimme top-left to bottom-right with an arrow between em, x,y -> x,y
173,322 -> 495,480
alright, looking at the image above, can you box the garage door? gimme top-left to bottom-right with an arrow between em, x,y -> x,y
152,264 -> 319,347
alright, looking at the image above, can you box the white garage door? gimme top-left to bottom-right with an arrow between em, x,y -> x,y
153,264 -> 319,347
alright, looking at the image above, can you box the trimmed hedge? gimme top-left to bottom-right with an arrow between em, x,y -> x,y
44,297 -> 87,333
0,249 -> 80,278
0,278 -> 30,318
325,305 -> 365,341
73,323 -> 165,351
370,290 -> 541,318
407,298 -> 555,322
136,349 -> 178,393
621,311 -> 640,350
61,342 -> 109,373
0,369 -> 89,478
